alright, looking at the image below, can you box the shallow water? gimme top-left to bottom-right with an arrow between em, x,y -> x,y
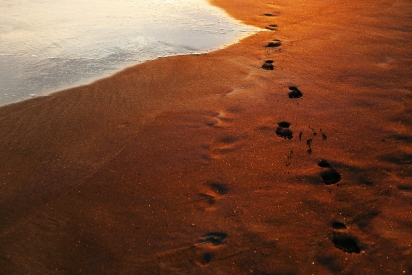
0,0 -> 259,105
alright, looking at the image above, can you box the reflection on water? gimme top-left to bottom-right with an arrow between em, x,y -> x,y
0,0 -> 259,105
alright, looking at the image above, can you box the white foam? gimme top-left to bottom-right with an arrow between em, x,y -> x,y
0,0 -> 260,106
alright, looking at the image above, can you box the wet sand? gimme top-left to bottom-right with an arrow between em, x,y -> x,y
0,0 -> 411,274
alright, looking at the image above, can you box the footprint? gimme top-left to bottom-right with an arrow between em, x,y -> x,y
206,111 -> 234,128
266,39 -> 281,47
219,136 -> 238,144
317,222 -> 361,271
197,182 -> 229,210
197,232 -> 228,246
156,231 -> 228,269
276,121 -> 293,139
200,252 -> 213,265
332,233 -> 361,254
320,170 -> 341,184
262,60 -> 274,70
288,86 -> 303,98
263,12 -> 280,17
198,193 -> 216,205
266,24 -> 278,31
195,232 -> 228,266
211,136 -> 239,156
330,221 -> 361,254
207,135 -> 245,159
156,241 -> 218,269
318,159 -> 341,185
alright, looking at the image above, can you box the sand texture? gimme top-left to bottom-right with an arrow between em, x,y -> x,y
0,0 -> 411,274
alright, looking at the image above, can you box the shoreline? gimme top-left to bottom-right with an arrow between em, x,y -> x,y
0,0 -> 259,107
1,0 -> 411,274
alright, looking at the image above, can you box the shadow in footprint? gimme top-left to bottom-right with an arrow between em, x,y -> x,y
219,136 -> 238,144
320,170 -> 341,185
205,111 -> 235,128
198,193 -> 216,205
198,232 -> 228,246
266,40 -> 281,47
266,24 -> 278,30
332,233 -> 361,254
208,182 -> 229,195
276,121 -> 293,140
201,252 -> 214,265
288,86 -> 303,98
318,159 -> 341,185
263,11 -> 280,17
332,221 -> 347,230
196,182 -> 228,210
262,60 -> 274,70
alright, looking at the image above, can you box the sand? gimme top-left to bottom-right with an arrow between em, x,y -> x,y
0,0 -> 411,274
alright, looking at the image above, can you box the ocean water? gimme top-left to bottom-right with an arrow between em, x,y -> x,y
0,0 -> 259,106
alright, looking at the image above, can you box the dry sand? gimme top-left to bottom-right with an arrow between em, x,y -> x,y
0,0 -> 411,274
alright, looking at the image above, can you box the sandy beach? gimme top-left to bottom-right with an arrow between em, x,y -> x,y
0,0 -> 411,274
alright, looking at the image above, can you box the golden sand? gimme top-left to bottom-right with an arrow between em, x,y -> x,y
0,0 -> 411,273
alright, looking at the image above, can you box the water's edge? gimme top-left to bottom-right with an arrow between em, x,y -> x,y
0,0 -> 260,107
